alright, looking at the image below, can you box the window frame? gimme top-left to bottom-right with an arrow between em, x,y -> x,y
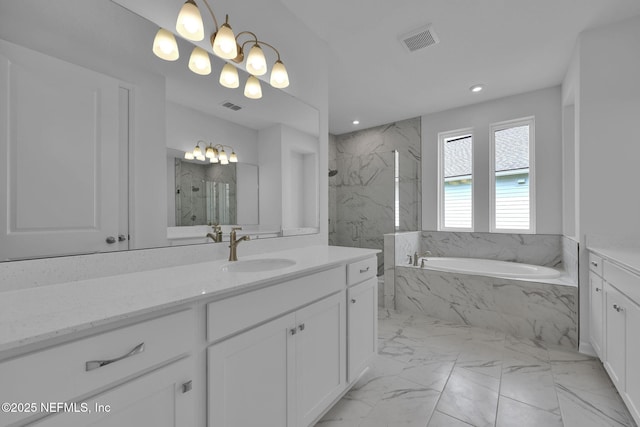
489,116 -> 536,234
437,128 -> 474,232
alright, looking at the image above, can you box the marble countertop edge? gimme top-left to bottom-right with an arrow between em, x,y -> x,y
588,246 -> 640,276
0,245 -> 379,355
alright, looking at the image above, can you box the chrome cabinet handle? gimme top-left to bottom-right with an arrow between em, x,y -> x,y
105,236 -> 116,244
351,298 -> 357,304
118,234 -> 127,242
182,380 -> 193,393
85,342 -> 145,372
591,261 -> 598,267
290,328 -> 297,335
360,266 -> 370,274
595,287 -> 601,292
613,304 -> 624,312
298,323 -> 305,332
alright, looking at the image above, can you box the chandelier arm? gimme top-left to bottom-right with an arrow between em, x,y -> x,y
235,31 -> 259,43
199,0 -> 219,31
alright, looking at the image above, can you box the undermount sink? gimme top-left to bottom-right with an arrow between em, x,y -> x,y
220,258 -> 297,273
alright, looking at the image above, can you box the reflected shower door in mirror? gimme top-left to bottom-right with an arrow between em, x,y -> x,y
0,0 -> 320,261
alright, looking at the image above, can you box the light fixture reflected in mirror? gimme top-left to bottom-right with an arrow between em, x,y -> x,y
185,140 -> 238,165
152,0 -> 290,99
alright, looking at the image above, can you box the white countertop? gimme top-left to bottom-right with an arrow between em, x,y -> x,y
588,246 -> 640,276
0,246 -> 378,354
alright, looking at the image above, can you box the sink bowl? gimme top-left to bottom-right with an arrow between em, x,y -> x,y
220,258 -> 297,273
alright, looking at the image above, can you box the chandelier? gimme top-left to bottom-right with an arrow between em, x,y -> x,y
185,141 -> 238,165
152,0 -> 289,99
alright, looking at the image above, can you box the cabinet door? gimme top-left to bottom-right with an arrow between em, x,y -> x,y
0,40 -> 127,261
605,285 -> 626,389
208,313 -> 296,427
32,358 -> 193,427
294,292 -> 346,427
626,300 -> 640,423
348,277 -> 378,382
589,273 -> 605,358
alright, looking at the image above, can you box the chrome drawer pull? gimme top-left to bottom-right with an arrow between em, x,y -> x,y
613,304 -> 624,313
360,266 -> 370,273
351,298 -> 357,304
591,261 -> 598,267
182,380 -> 193,394
595,287 -> 601,292
85,342 -> 145,372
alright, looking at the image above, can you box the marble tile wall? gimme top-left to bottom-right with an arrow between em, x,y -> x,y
561,236 -> 579,285
330,118 -> 421,276
395,266 -> 578,349
421,231 -> 563,268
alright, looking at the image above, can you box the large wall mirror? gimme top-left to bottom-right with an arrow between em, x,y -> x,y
0,0 -> 320,261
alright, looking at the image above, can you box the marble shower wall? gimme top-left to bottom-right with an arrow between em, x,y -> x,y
330,118 -> 421,275
561,236 -> 579,284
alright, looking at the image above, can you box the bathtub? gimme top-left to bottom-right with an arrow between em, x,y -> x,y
415,257 -> 562,280
394,257 -> 577,348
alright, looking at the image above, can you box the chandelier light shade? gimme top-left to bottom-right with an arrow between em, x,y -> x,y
152,28 -> 179,61
184,152 -> 195,160
212,17 -> 238,60
229,151 -> 238,163
244,75 -> 262,99
176,0 -> 205,41
153,0 -> 291,98
188,47 -> 212,75
246,44 -> 267,76
219,63 -> 240,88
270,60 -> 289,88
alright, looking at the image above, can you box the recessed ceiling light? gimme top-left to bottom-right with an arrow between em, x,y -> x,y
470,84 -> 484,93
352,120 -> 360,125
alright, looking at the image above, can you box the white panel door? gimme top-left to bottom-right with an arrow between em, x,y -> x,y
31,358 -> 194,427
348,277 -> 378,382
605,285 -> 626,389
589,274 -> 604,358
0,39 -> 126,260
208,313 -> 296,427
295,291 -> 346,427
625,299 -> 640,424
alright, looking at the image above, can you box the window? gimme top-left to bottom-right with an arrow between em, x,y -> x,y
438,129 -> 473,230
490,117 -> 535,232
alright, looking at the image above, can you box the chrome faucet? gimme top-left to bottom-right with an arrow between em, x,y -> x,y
413,251 -> 433,266
228,227 -> 250,261
206,224 -> 223,243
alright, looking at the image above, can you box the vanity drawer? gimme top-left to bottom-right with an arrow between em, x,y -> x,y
207,266 -> 344,343
605,262 -> 640,305
0,309 -> 193,426
347,257 -> 377,286
589,253 -> 603,277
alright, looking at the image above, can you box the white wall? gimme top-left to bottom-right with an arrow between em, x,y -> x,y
422,86 -> 563,233
570,15 -> 640,351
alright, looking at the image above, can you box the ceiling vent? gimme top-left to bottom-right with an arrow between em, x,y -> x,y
221,101 -> 242,111
400,24 -> 439,53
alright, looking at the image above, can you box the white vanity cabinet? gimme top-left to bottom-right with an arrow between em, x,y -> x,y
346,258 -> 378,383
207,266 -> 348,427
0,309 -> 194,427
589,250 -> 640,425
589,253 -> 605,357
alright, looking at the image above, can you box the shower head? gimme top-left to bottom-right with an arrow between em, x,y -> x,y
328,169 -> 338,177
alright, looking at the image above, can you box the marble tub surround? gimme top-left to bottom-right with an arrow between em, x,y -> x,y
562,236 -> 579,284
316,309 -> 634,427
395,266 -> 578,349
421,231 -> 563,268
0,245 -> 378,354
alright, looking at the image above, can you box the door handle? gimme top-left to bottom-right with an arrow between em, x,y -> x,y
105,236 -> 116,244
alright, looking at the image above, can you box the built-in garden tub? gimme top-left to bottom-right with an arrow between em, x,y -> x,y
395,257 -> 578,349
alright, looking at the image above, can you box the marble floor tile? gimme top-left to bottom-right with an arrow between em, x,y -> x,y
427,410 -> 474,427
496,396 -> 563,427
315,310 -> 636,427
435,366 -> 500,427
